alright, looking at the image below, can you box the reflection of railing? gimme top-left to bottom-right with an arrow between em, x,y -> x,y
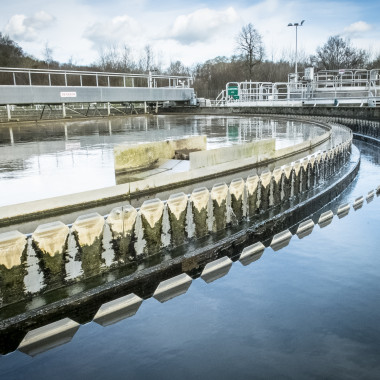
0,67 -> 193,88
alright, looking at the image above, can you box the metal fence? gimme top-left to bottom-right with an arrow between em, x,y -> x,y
215,69 -> 380,107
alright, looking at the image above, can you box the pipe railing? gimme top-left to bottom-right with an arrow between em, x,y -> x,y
0,67 -> 193,88
217,70 -> 380,107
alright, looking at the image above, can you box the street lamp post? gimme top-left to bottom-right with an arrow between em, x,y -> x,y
287,20 -> 305,82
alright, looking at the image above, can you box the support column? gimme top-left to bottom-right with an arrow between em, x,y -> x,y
62,103 -> 66,118
155,102 -> 158,114
144,101 -> 147,114
6,104 -> 11,121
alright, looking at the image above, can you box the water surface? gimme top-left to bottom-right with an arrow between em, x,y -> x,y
0,115 -> 324,206
0,140 -> 379,379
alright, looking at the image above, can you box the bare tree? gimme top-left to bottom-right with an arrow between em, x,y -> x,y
120,44 -> 134,72
97,43 -> 136,72
137,44 -> 163,73
311,35 -> 368,70
98,44 -> 120,71
43,42 -> 53,69
167,60 -> 190,76
280,47 -> 309,67
139,44 -> 154,72
236,23 -> 264,78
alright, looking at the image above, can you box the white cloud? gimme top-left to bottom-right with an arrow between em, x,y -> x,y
343,21 -> 372,37
84,15 -> 141,47
4,11 -> 55,42
1,0 -> 379,68
166,7 -> 239,45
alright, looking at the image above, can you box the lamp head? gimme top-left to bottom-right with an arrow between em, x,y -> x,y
301,20 -> 305,25
287,23 -> 293,26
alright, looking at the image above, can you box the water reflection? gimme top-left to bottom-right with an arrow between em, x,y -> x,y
0,115 -> 326,206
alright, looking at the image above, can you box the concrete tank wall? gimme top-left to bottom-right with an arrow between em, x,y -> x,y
0,125 -> 354,307
164,106 -> 380,121
190,139 -> 275,170
114,135 -> 207,173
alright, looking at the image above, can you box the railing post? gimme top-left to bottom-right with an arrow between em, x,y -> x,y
123,76 -> 126,87
80,75 -> 83,87
96,74 -> 99,87
108,76 -> 110,87
13,73 -> 16,86
62,103 -> 66,118
107,102 -> 110,116
48,73 -> 51,86
29,71 -> 32,86
64,73 -> 67,86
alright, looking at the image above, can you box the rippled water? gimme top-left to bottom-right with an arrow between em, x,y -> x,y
0,115 -> 324,206
0,139 -> 379,379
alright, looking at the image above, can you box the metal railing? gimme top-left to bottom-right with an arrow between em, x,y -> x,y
0,67 -> 193,89
215,69 -> 380,107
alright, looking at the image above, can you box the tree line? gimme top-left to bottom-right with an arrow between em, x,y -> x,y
1,24 -> 380,98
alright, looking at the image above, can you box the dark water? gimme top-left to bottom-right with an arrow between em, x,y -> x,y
0,139 -> 379,379
0,115 -> 324,206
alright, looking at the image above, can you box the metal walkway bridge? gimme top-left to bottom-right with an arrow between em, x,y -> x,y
0,67 -> 195,120
215,68 -> 380,108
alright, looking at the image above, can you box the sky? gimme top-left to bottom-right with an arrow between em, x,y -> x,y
0,0 -> 379,68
